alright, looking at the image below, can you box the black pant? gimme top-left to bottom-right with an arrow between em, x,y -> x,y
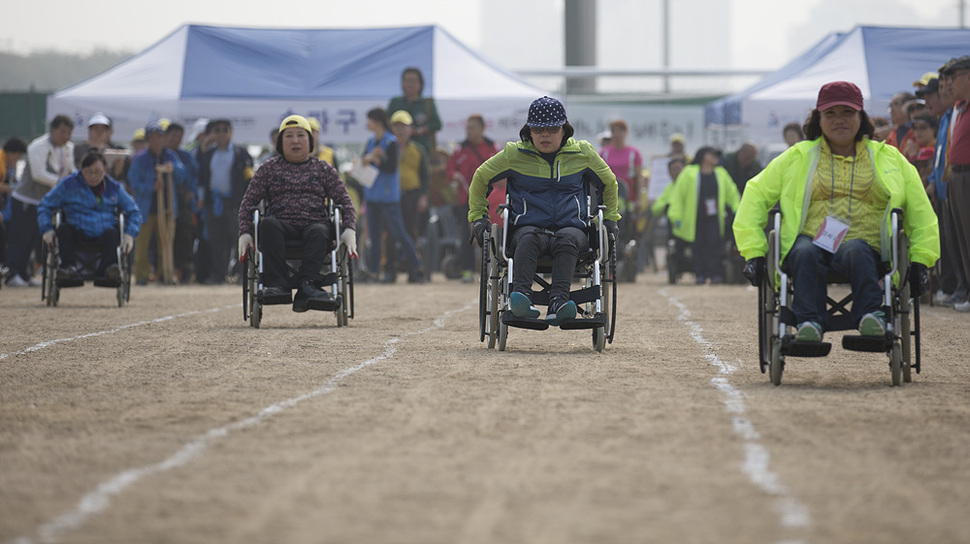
692,219 -> 723,281
206,206 -> 237,283
7,200 -> 40,281
455,204 -> 474,273
258,217 -> 333,289
510,226 -> 588,301
57,223 -> 119,275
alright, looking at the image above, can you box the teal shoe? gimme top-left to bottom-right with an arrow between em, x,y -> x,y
859,311 -> 887,337
794,321 -> 823,342
510,291 -> 540,318
546,298 -> 577,326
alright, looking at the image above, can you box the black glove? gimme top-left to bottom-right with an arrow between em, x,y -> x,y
469,218 -> 490,246
910,263 -> 930,297
603,220 -> 619,238
743,257 -> 766,287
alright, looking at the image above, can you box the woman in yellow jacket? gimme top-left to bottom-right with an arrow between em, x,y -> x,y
666,147 -> 741,283
733,81 -> 939,342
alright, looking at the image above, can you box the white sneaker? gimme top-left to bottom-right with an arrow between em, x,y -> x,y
5,275 -> 30,287
27,276 -> 42,286
954,300 -> 970,313
933,290 -> 950,305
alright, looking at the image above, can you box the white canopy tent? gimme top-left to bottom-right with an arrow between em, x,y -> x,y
705,26 -> 970,148
48,24 -> 549,146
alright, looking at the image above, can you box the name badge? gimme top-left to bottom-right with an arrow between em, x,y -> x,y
704,198 -> 717,217
812,215 -> 850,254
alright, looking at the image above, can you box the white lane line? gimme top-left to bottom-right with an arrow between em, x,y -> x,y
0,304 -> 240,363
11,302 -> 473,544
662,290 -> 812,536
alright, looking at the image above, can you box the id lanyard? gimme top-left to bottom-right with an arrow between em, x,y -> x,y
812,152 -> 855,253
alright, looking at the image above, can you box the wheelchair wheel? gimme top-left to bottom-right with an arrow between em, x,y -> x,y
606,234 -> 617,345
901,307 -> 913,383
498,319 -> 508,351
758,279 -> 774,374
769,338 -> 784,386
337,252 -> 351,327
479,229 -> 490,343
890,342 -> 903,387
246,257 -> 261,329
116,252 -> 130,308
43,244 -> 59,307
487,226 -> 501,349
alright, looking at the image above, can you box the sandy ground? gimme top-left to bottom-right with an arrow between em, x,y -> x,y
1,271 -> 969,544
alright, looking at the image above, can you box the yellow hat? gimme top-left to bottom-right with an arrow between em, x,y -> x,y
158,118 -> 171,131
913,71 -> 938,87
390,110 -> 413,126
132,128 -> 146,142
306,116 -> 322,132
670,133 -> 685,144
276,115 -> 314,155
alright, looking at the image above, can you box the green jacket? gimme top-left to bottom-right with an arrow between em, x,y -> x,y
732,137 -> 940,269
468,138 -> 621,229
650,181 -> 675,216
666,164 -> 740,243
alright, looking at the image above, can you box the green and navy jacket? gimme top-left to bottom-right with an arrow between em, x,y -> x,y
468,138 -> 621,230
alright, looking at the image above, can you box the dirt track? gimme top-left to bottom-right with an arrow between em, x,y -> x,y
1,271 -> 969,544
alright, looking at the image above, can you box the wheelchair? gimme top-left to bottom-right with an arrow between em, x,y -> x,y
41,210 -> 131,307
242,201 -> 353,328
758,209 -> 920,386
479,198 -> 617,353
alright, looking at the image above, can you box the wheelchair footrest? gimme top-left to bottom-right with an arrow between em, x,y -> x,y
782,340 -> 832,358
558,313 -> 608,330
307,294 -> 342,312
55,278 -> 85,288
501,310 -> 550,330
93,278 -> 122,288
842,335 -> 892,353
259,290 -> 293,305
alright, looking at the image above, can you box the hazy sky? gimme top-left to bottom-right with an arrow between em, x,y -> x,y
5,0 -> 962,73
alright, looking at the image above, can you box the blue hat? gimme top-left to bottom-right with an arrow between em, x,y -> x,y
144,122 -> 165,136
527,96 -> 567,127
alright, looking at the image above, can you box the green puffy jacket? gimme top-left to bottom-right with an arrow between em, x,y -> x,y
732,137 -> 940,269
666,164 -> 740,243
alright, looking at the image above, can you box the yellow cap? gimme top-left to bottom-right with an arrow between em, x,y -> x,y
913,71 -> 938,87
670,133 -> 685,144
306,116 -> 322,132
279,114 -> 312,134
133,128 -> 146,142
390,110 -> 413,126
158,118 -> 171,131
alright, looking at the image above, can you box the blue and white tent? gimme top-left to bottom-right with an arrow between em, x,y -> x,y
705,26 -> 970,146
48,24 -> 547,145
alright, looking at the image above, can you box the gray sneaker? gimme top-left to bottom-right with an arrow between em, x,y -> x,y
954,300 -> 970,313
795,321 -> 823,342
859,311 -> 887,337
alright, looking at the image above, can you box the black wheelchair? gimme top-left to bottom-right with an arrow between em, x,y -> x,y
41,210 -> 131,307
242,201 -> 354,328
479,198 -> 617,353
758,209 -> 920,386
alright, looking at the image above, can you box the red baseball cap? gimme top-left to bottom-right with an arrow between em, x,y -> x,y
816,81 -> 864,111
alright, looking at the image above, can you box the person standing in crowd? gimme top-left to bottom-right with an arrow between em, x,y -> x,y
388,110 -> 430,282
0,137 -> 28,277
885,92 -> 918,156
734,81 -> 939,341
128,122 -> 188,285
37,150 -> 142,283
666,146 -> 740,284
237,115 -> 358,312
467,96 -> 621,325
599,119 -> 644,207
73,112 -> 124,169
361,107 -> 424,283
306,116 -> 336,167
164,122 -> 200,283
667,133 -> 692,162
722,141 -> 762,195
5,115 -> 74,287
387,67 -> 441,153
783,122 -> 806,147
196,119 -> 254,284
445,114 -> 501,283
941,56 -> 970,312
927,61 -> 967,308
911,114 -> 938,168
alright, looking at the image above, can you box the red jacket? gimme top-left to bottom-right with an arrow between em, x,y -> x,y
446,138 -> 499,205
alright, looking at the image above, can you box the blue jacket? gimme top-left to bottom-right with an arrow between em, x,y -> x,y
468,138 -> 621,230
128,148 -> 188,219
927,108 -> 951,202
362,131 -> 401,204
37,172 -> 142,238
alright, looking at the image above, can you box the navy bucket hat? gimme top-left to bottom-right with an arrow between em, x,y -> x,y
527,96 -> 567,127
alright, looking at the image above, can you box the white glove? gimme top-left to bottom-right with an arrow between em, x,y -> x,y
238,233 -> 254,262
42,230 -> 55,246
340,229 -> 358,259
122,234 -> 135,254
